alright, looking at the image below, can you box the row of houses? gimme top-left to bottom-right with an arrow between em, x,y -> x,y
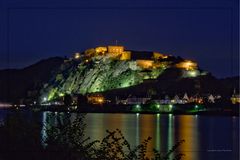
115,93 -> 220,105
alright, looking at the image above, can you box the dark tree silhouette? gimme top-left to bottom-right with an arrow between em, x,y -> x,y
64,94 -> 72,107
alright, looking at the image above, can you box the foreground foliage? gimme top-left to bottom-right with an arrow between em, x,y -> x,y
0,111 -> 184,160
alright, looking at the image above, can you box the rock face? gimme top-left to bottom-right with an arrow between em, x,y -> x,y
0,53 -> 238,104
42,55 -> 166,101
41,46 -> 214,102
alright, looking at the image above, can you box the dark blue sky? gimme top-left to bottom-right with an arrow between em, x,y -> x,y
0,0 -> 239,78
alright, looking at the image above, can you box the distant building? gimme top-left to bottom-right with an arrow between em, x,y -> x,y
87,94 -> 105,105
172,95 -> 184,104
208,94 -> 215,103
136,60 -> 154,69
108,46 -> 124,53
80,44 -> 175,64
175,60 -> 198,70
163,95 -> 171,104
231,89 -> 240,104
124,97 -> 151,105
188,95 -> 204,104
120,51 -> 131,60
116,97 -> 151,105
93,45 -> 132,60
84,45 -> 173,63
153,52 -> 168,60
231,95 -> 240,104
107,45 -> 131,60
95,47 -> 107,55
183,93 -> 189,103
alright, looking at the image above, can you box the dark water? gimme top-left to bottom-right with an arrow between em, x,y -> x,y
1,110 -> 239,160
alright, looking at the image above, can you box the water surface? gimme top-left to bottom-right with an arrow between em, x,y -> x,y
0,110 -> 239,160
42,112 -> 239,160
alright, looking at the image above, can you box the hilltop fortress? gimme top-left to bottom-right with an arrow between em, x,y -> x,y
41,45 -> 204,101
78,45 -> 168,61
95,45 -> 131,60
73,45 -> 198,70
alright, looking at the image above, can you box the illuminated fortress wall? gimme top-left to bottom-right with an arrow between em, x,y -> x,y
136,60 -> 154,69
94,45 -> 131,60
80,45 -> 169,62
175,60 -> 198,70
108,46 -> 124,53
120,51 -> 131,60
107,45 -> 125,59
153,52 -> 168,60
95,47 -> 107,55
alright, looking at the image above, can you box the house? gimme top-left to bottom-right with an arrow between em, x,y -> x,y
231,89 -> 240,104
208,94 -> 215,103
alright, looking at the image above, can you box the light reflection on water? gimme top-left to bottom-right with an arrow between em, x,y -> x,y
175,115 -> 199,160
41,112 -> 239,160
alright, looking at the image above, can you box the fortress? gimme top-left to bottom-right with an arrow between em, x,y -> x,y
73,45 -> 197,70
95,45 -> 131,60
94,45 -> 168,69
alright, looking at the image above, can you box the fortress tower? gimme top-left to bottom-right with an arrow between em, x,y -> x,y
94,45 -> 131,60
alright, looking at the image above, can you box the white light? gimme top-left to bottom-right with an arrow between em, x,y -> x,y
195,105 -> 198,109
43,97 -> 47,102
136,104 -> 141,109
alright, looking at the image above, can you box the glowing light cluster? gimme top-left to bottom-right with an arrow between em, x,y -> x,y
182,70 -> 200,78
120,51 -> 131,60
95,47 -> 107,54
87,94 -> 105,105
108,46 -> 124,53
231,96 -> 240,104
136,60 -> 154,69
74,53 -> 81,59
153,52 -> 168,60
175,60 -> 197,70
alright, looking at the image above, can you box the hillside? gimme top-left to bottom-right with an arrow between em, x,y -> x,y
0,57 -> 64,102
0,48 -> 238,104
40,47 -> 228,102
104,73 -> 239,99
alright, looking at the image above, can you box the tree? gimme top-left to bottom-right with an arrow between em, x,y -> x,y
64,94 -> 72,107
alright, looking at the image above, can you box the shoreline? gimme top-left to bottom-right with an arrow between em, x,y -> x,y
1,106 -> 239,117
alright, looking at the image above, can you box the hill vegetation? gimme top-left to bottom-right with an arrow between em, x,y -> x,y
0,49 -> 238,103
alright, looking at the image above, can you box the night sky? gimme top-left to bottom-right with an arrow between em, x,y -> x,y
0,0 -> 239,78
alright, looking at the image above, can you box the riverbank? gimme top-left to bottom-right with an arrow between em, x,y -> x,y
3,103 -> 239,116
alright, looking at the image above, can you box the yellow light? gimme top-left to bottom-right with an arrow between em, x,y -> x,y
59,93 -> 64,97
108,46 -> 124,53
175,60 -> 197,70
136,60 -> 154,69
74,53 -> 80,59
231,97 -> 240,104
98,98 -> 103,103
95,47 -> 107,54
120,51 -> 131,60
153,52 -> 168,60
87,94 -> 105,105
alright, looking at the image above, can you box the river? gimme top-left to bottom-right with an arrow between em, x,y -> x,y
0,110 -> 239,160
